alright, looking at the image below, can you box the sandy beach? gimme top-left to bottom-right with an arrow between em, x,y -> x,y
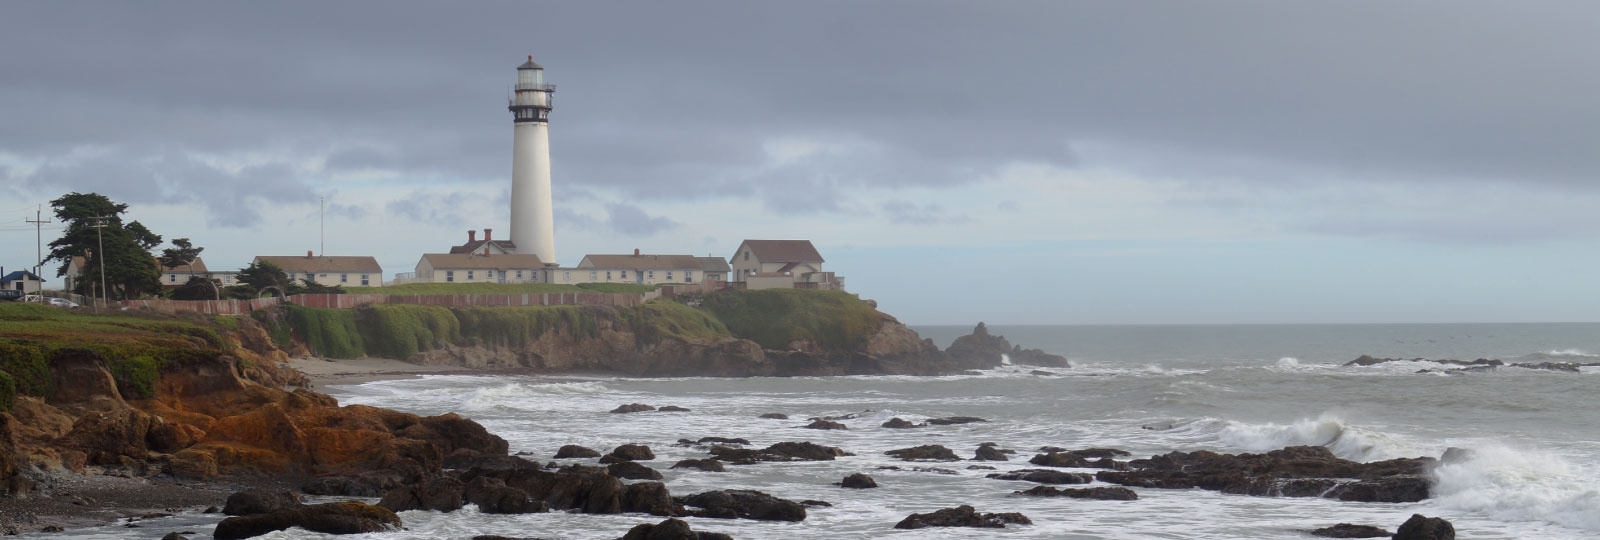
282,357 -> 484,389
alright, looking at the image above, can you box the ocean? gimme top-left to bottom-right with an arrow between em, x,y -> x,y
49,323 -> 1600,539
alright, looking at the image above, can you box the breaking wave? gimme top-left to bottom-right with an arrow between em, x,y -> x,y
1432,445 -> 1600,532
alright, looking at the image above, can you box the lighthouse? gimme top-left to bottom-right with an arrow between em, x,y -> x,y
508,55 -> 557,263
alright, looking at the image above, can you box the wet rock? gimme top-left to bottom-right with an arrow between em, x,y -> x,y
893,504 -> 1031,529
804,420 -> 847,430
925,416 -> 987,426
1029,370 -> 1056,376
612,404 -> 656,414
1393,514 -> 1454,540
621,482 -> 684,516
609,461 -> 665,480
680,489 -> 807,522
885,445 -> 960,462
967,465 -> 996,470
445,450 -> 539,471
617,518 -> 731,540
1013,485 -> 1137,500
300,473 -> 406,497
947,322 -> 1070,368
160,533 -> 189,540
1310,523 -> 1393,538
1096,446 -> 1434,503
837,473 -> 878,489
1439,447 -> 1474,464
670,459 -> 726,472
222,489 -> 301,516
881,417 -> 922,429
1029,451 -> 1090,467
1072,448 -> 1131,459
601,444 -> 657,463
711,441 -> 850,464
555,445 -> 603,458
212,502 -> 401,540
758,413 -> 788,420
973,445 -> 1010,461
657,406 -> 692,412
463,477 -> 548,514
378,477 -> 465,512
689,437 -> 749,446
801,500 -> 832,507
987,469 -> 1093,484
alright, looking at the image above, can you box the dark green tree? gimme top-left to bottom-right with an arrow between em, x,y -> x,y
45,193 -> 163,300
159,238 -> 216,299
171,276 -> 224,300
238,261 -> 290,297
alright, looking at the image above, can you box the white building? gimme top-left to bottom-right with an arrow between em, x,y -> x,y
1,270 -> 44,293
158,256 -> 239,288
555,251 -> 718,286
254,253 -> 383,288
414,252 -> 546,284
730,239 -> 843,290
450,229 -> 517,256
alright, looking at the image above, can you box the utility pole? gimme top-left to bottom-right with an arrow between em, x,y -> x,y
25,205 -> 48,295
93,215 -> 108,309
320,196 -> 325,257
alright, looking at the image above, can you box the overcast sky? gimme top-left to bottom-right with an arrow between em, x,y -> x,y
3,1 -> 1599,324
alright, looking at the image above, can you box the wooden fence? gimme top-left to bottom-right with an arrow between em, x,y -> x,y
107,279 -> 727,316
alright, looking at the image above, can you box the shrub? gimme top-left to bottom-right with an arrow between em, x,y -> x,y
616,300 -> 729,347
285,305 -> 365,358
0,342 -> 52,398
110,355 -> 162,399
356,304 -> 460,359
703,289 -> 882,350
0,371 -> 15,412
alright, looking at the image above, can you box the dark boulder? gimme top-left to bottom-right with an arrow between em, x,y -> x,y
555,445 -> 603,458
1029,451 -> 1091,468
1013,485 -> 1136,500
618,518 -> 732,540
212,502 -> 401,540
609,461 -> 665,480
670,459 -> 725,472
1097,446 -> 1433,503
987,469 -> 1093,484
222,489 -> 301,516
762,441 -> 849,461
601,444 -> 657,463
893,505 -> 1031,529
885,445 -> 960,462
378,477 -> 465,512
881,418 -> 922,428
612,404 -> 656,413
758,413 -> 788,419
973,445 -> 1010,461
445,450 -> 539,471
1393,514 -> 1454,540
493,467 -> 626,514
161,534 -> 189,540
693,437 -> 750,446
946,322 -> 1069,368
925,416 -> 987,426
804,420 -> 847,430
680,489 -> 806,522
657,406 -> 691,412
300,473 -> 404,497
1310,523 -> 1393,538
837,473 -> 878,489
1072,448 -> 1131,459
463,476 -> 547,514
621,482 -> 684,516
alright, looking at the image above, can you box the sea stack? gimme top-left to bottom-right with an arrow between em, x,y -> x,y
508,55 -> 557,263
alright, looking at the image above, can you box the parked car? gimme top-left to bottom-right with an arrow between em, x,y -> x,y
0,290 -> 23,302
46,297 -> 80,308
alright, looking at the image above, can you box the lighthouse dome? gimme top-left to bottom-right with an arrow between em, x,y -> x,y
518,55 -> 543,70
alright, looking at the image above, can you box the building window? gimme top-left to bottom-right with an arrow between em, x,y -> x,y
169,274 -> 177,283
340,273 -> 348,283
446,270 -> 455,283
648,271 -> 654,279
590,271 -> 597,280
319,273 -> 328,279
487,270 -> 495,279
467,270 -> 474,280
606,271 -> 612,280
361,274 -> 370,286
621,271 -> 628,279
744,251 -> 749,261
666,271 -> 673,280
685,272 -> 693,283
564,271 -> 571,281
516,270 -> 523,279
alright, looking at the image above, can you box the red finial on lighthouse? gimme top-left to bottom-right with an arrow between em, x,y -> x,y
528,55 -> 533,61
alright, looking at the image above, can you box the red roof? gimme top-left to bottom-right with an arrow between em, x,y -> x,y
736,239 -> 824,263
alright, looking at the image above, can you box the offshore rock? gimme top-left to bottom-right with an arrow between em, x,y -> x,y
973,445 -> 1010,461
679,489 -> 806,522
212,502 -> 400,540
710,441 -> 849,464
1013,485 -> 1137,500
758,413 -> 788,420
881,417 -> 921,429
893,505 -> 1032,529
1310,523 -> 1393,538
608,461 -> 664,480
885,445 -> 960,462
463,476 -> 547,514
612,404 -> 656,414
803,420 -> 847,430
987,469 -> 1093,485
671,459 -> 725,472
222,489 -> 302,516
946,322 -> 1070,368
1393,514 -> 1455,540
837,473 -> 878,489
1096,446 -> 1434,503
378,477 -> 465,513
925,416 -> 987,425
555,445 -> 602,458
601,444 -> 656,463
618,518 -> 733,540
657,406 -> 691,412
621,481 -> 684,516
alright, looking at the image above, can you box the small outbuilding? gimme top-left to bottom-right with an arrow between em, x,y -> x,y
1,269 -> 45,293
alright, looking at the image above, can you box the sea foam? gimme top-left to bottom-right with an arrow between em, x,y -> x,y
1206,414 -> 1413,462
1432,445 -> 1600,532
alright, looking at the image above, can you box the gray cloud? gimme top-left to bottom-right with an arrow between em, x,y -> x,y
385,191 -> 482,227
605,203 -> 679,236
881,200 -> 970,226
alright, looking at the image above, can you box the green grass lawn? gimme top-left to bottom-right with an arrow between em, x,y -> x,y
702,289 -> 883,351
342,282 -> 662,295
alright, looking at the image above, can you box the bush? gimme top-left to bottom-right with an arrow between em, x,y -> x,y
703,289 -> 882,350
356,304 -> 460,359
110,355 -> 162,398
616,300 -> 729,347
0,371 -> 15,412
0,342 -> 52,398
286,305 -> 365,358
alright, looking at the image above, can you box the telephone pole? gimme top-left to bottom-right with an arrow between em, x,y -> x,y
25,205 -> 49,287
93,215 -> 108,309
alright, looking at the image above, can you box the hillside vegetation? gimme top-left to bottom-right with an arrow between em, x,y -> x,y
268,299 -> 729,360
702,289 -> 884,351
342,282 -> 660,295
0,303 -> 235,411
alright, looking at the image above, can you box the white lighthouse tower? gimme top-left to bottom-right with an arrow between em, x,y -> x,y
508,55 -> 557,263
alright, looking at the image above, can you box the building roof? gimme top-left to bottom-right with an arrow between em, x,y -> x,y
518,55 -> 543,70
581,254 -> 703,270
159,256 -> 209,273
696,256 -> 731,272
421,253 -> 545,270
450,239 -> 518,254
1,270 -> 42,282
69,256 -> 86,270
255,255 -> 382,274
737,239 -> 824,263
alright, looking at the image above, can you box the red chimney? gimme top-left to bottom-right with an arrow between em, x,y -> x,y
468,230 -> 477,243
484,245 -> 491,257
306,250 -> 313,258
633,248 -> 640,256
484,229 -> 493,242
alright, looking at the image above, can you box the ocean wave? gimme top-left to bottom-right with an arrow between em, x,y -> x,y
1276,357 -> 1300,367
1432,445 -> 1600,532
1170,414 -> 1416,462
